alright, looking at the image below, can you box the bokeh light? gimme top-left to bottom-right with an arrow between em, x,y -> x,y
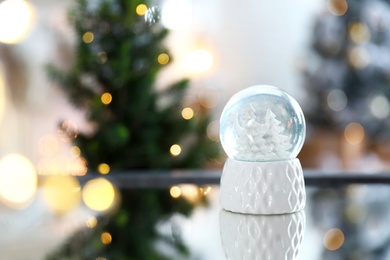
170,186 -> 181,198
42,176 -> 81,214
70,146 -> 81,158
179,184 -> 200,203
323,228 -> 345,250
97,52 -> 108,64
161,0 -> 192,30
370,95 -> 390,119
82,31 -> 94,44
327,0 -> 348,16
348,46 -> 370,69
82,178 -> 116,211
71,157 -> 88,176
198,87 -> 220,108
0,0 -> 34,44
136,4 -> 148,16
349,22 -> 371,44
187,49 -> 213,73
157,53 -> 170,65
101,232 -> 112,244
86,216 -> 98,228
101,92 -> 112,105
344,122 -> 365,145
207,120 -> 220,142
170,144 -> 182,156
58,120 -> 78,142
0,154 -> 37,208
181,107 -> 194,120
327,89 -> 348,112
98,163 -> 110,175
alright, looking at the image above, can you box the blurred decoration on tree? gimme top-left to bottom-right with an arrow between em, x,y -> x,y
46,0 -> 220,258
304,0 -> 390,144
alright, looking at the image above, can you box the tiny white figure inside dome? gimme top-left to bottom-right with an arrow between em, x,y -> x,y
220,85 -> 305,162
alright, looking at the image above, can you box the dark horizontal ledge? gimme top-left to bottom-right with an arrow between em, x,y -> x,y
71,169 -> 390,188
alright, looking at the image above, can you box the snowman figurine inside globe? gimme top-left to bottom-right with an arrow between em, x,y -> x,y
219,85 -> 306,215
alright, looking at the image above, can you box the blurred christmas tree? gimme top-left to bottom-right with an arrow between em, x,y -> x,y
305,0 -> 390,143
46,0 -> 220,258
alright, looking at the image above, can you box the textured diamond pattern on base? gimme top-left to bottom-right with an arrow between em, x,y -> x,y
220,158 -> 306,214
220,210 -> 306,260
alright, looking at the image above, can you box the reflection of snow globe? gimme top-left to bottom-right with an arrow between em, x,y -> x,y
219,85 -> 306,215
220,210 -> 306,260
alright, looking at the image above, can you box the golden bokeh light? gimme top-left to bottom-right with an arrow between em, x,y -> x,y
170,144 -> 182,156
70,146 -> 81,158
181,107 -> 194,120
72,157 -> 88,176
323,228 -> 345,250
349,22 -> 371,44
348,47 -> 370,69
101,232 -> 112,244
170,186 -> 181,198
101,92 -> 112,105
344,122 -> 365,145
157,53 -> 170,65
42,175 -> 81,214
187,49 -> 213,73
82,178 -> 116,211
0,154 -> 37,208
58,120 -> 79,142
98,163 -> 110,175
136,4 -> 148,16
0,0 -> 34,44
180,184 -> 200,203
86,216 -> 98,228
97,52 -> 108,64
82,31 -> 94,44
327,0 -> 348,16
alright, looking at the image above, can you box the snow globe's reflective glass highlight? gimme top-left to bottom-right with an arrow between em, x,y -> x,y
220,85 -> 306,161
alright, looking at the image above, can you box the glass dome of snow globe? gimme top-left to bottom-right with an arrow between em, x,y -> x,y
219,85 -> 306,162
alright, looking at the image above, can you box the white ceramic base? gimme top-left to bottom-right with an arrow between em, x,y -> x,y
220,158 -> 306,215
220,210 -> 306,260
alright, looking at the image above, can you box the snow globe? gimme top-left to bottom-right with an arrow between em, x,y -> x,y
219,85 -> 306,214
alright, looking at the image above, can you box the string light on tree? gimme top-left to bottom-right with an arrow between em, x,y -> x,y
0,0 -> 34,44
136,4 -> 148,16
97,52 -> 108,64
82,178 -> 116,212
170,144 -> 182,156
323,228 -> 345,251
169,186 -> 181,198
86,216 -> 98,228
181,107 -> 194,120
98,163 -> 110,175
157,53 -> 169,65
349,22 -> 371,44
187,49 -> 213,73
70,146 -> 81,158
101,232 -> 113,245
344,122 -> 365,145
82,31 -> 94,44
0,154 -> 37,208
327,0 -> 348,16
101,92 -> 112,105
